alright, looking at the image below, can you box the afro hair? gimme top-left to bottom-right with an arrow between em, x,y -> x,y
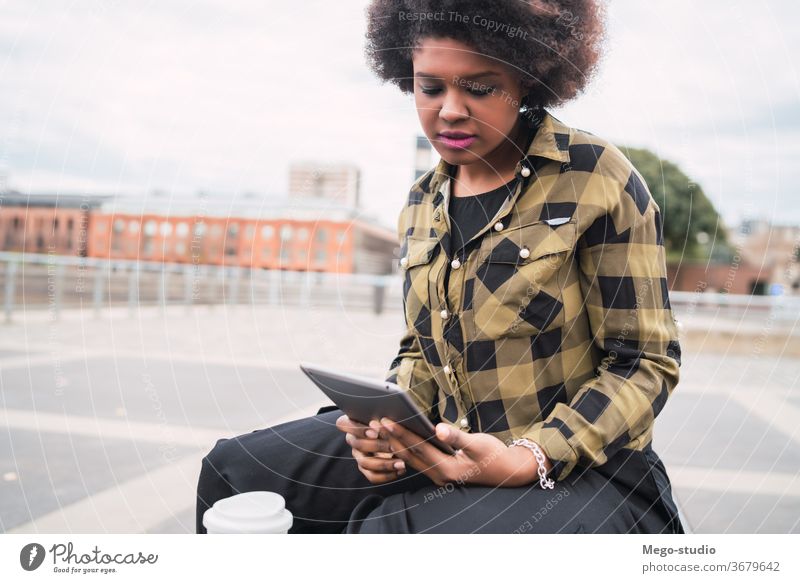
364,0 -> 607,109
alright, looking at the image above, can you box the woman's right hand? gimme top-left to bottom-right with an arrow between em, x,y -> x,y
335,414 -> 407,484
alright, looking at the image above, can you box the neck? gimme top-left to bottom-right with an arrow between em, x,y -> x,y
452,117 -> 529,195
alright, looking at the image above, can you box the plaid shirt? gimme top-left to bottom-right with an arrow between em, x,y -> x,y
384,109 -> 681,483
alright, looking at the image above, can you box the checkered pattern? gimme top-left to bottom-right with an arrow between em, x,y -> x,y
385,109 -> 681,483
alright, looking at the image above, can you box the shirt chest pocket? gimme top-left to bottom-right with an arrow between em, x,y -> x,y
469,219 -> 577,340
401,236 -> 440,337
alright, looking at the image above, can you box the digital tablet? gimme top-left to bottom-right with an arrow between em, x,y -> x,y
299,361 -> 458,456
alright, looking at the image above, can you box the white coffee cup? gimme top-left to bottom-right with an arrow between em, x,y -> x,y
203,491 -> 293,534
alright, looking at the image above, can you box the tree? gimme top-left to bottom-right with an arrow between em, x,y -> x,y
617,146 -> 731,262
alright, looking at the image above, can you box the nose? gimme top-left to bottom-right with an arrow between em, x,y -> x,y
439,93 -> 470,124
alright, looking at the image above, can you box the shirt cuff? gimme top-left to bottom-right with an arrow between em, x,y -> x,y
520,422 -> 580,483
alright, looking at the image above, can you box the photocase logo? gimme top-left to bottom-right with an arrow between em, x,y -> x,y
20,543 -> 46,571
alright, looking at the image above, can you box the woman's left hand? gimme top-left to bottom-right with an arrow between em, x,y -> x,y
372,417 -> 549,488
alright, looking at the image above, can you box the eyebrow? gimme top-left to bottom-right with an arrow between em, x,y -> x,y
415,71 -> 501,80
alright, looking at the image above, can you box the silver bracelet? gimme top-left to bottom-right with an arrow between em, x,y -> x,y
509,438 -> 555,489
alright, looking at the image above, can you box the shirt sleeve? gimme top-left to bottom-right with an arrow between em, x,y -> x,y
383,203 -> 440,422
384,328 -> 440,422
520,166 -> 682,483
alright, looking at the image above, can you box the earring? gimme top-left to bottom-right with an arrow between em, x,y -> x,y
519,95 -> 543,129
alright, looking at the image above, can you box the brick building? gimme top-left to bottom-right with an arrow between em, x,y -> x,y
0,192 -> 110,257
0,191 -> 398,275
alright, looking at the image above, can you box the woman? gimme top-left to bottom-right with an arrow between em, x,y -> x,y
196,0 -> 685,534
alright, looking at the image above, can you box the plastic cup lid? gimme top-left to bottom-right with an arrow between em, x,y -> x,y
203,491 -> 293,533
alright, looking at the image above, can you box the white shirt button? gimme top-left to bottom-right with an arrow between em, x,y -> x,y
399,256 -> 408,268
443,365 -> 451,375
519,247 -> 531,259
493,221 -> 504,232
520,166 -> 531,178
460,418 -> 468,427
450,258 -> 461,269
440,309 -> 449,320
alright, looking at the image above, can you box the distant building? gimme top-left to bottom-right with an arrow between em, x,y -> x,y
289,162 -> 360,208
92,193 -> 399,273
667,262 -> 768,295
667,219 -> 800,295
0,191 -> 397,275
734,219 -> 800,294
0,191 -> 111,257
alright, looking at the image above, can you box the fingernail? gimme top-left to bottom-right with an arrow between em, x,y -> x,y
345,434 -> 353,444
381,418 -> 394,433
393,461 -> 405,470
365,429 -> 377,439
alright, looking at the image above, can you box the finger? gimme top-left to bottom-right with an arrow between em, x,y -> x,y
434,423 -> 472,452
384,434 -> 426,473
352,448 -> 406,474
335,415 -> 371,439
368,419 -> 385,440
383,434 -> 449,484
381,417 -> 448,466
345,433 -> 393,455
357,454 -> 406,473
361,469 -> 401,484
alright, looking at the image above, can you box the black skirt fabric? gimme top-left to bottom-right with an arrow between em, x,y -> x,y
195,405 -> 684,534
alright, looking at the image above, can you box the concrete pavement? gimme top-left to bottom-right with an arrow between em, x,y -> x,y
1,303 -> 798,533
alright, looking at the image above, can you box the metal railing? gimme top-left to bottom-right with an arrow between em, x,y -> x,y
0,251 -> 402,322
3,251 -> 798,325
669,290 -> 800,323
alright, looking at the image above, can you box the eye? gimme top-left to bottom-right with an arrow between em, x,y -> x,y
420,86 -> 442,95
469,86 -> 496,97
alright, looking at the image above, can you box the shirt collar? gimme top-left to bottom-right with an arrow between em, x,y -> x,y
425,108 -> 572,197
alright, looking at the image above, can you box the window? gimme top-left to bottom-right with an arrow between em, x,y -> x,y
315,228 -> 327,243
297,227 -> 309,241
176,222 -> 189,237
210,224 -> 223,238
260,224 -> 274,238
193,222 -> 206,237
129,220 -> 140,234
280,224 -> 293,241
315,249 -> 327,263
245,224 -> 255,239
175,241 -> 186,255
228,223 -> 239,237
159,221 -> 173,236
113,218 -> 125,233
144,220 -> 157,236
336,230 -> 346,243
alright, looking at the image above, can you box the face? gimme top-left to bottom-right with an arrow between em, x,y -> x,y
411,36 -> 529,167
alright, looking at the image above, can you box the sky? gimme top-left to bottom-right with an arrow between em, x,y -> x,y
1,0 -> 799,230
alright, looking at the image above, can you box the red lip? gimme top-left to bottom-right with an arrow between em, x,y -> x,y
437,132 -> 477,150
438,131 -> 475,139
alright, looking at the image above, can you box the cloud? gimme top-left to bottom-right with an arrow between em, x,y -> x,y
1,0 -> 799,229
